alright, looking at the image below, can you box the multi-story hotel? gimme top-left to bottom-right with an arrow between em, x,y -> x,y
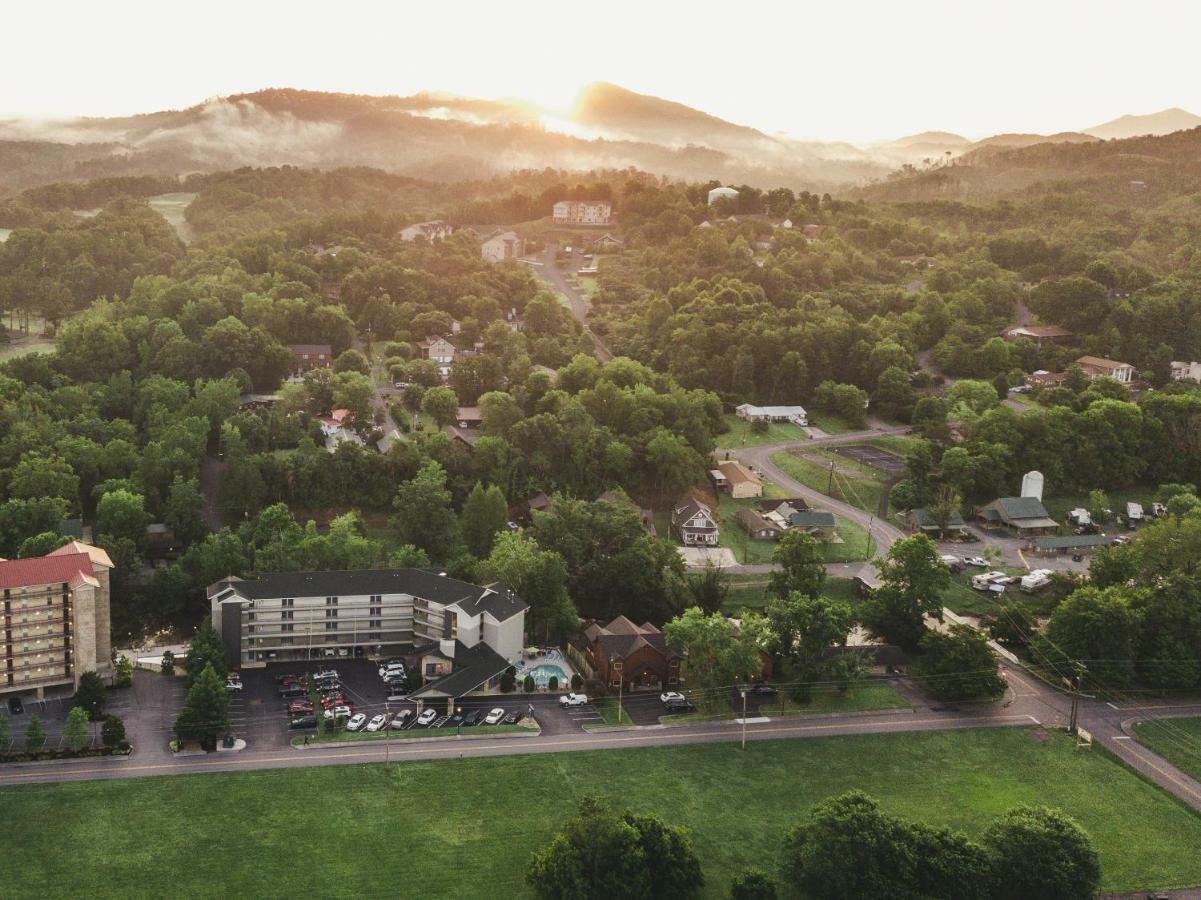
1,541 -> 114,698
208,569 -> 527,701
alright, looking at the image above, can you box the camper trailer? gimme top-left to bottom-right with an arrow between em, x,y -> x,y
1126,502 -> 1145,525
972,571 -> 1010,593
1067,508 -> 1092,527
1020,569 -> 1053,593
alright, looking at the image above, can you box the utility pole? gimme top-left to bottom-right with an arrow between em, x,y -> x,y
618,676 -> 624,726
384,700 -> 391,766
826,459 -> 835,496
1064,662 -> 1086,735
740,686 -> 748,750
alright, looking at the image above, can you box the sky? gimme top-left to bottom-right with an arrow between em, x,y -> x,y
5,0 -> 1201,142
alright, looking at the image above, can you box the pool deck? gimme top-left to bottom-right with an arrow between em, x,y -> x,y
514,650 -> 575,688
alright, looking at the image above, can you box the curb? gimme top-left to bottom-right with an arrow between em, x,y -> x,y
291,727 -> 542,750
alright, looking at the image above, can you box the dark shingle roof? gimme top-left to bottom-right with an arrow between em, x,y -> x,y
224,569 -> 527,622
909,508 -> 966,528
411,641 -> 511,698
789,510 -> 836,528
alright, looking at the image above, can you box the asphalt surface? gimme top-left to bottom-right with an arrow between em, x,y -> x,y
535,243 -> 612,361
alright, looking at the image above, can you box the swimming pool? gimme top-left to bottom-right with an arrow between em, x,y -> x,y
527,664 -> 568,683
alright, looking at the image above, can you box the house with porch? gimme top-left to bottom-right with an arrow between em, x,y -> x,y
711,459 -> 763,498
580,616 -> 682,692
975,496 -> 1058,534
671,497 -> 718,546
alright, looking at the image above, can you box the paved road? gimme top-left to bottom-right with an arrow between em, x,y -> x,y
536,243 -> 612,361
354,337 -> 400,442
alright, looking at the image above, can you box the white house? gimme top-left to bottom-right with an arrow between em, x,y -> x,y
418,336 -> 457,364
708,187 -> 739,205
1076,355 -> 1135,383
481,230 -> 525,263
735,403 -> 808,426
552,200 -> 612,226
671,497 -> 719,546
399,221 -> 454,242
1171,361 -> 1201,382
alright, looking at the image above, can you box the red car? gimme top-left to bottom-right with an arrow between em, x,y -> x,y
288,702 -> 314,715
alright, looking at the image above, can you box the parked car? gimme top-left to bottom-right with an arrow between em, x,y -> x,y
287,701 -> 314,715
385,678 -> 408,693
484,708 -> 506,725
466,709 -> 485,725
447,713 -> 464,727
7,696 -> 23,715
560,693 -> 589,707
324,705 -> 353,721
346,713 -> 368,732
278,685 -> 306,699
365,714 -> 387,732
660,691 -> 686,705
749,683 -> 777,696
289,714 -> 318,729
417,708 -> 438,726
664,698 -> 696,713
389,711 -> 413,729
314,669 -> 339,681
276,673 -> 303,684
225,674 -> 243,692
503,711 -> 526,725
962,556 -> 988,568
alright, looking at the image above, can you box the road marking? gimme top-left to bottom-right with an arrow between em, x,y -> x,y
1113,735 -> 1133,740
1027,716 -> 1041,725
1107,702 -> 1119,710
0,714 -> 1034,784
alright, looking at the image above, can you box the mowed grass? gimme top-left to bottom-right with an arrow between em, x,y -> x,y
717,413 -> 811,447
1133,716 -> 1201,782
3,729 -> 1200,896
771,449 -> 888,517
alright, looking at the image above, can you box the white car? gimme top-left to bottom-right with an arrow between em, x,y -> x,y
484,708 -> 506,725
365,714 -> 387,732
417,708 -> 438,726
660,691 -> 686,705
379,664 -> 405,679
962,556 -> 988,568
346,713 -> 368,732
559,693 -> 589,707
225,675 -> 243,692
324,705 -> 352,720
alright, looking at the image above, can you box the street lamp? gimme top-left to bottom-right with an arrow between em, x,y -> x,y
456,706 -> 462,736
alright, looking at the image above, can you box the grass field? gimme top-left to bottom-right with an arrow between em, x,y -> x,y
3,729 -> 1199,896
722,576 -> 860,616
1132,716 -> 1201,782
771,449 -> 891,518
295,723 -> 531,745
718,413 -> 811,447
806,410 -> 855,434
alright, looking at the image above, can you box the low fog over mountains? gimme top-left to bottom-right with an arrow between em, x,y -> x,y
0,83 -> 1197,197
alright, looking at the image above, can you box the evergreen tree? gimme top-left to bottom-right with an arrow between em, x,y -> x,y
184,620 -> 229,688
174,663 -> 231,751
461,482 -> 509,558
64,705 -> 90,752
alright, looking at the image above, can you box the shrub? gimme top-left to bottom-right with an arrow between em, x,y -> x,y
571,673 -> 584,691
114,655 -> 134,688
523,674 -> 536,693
729,868 -> 777,900
500,666 -> 517,693
161,650 -> 175,675
548,675 -> 559,691
101,714 -> 126,749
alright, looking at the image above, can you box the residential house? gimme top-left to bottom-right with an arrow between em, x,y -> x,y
735,508 -> 785,541
671,497 -> 719,546
801,224 -> 825,240
579,615 -> 682,691
711,459 -> 763,498
735,403 -> 808,426
399,220 -> 454,242
288,344 -> 333,377
1171,361 -> 1201,382
597,489 -> 657,537
901,507 -> 969,537
592,232 -> 623,251
975,497 -> 1058,534
455,407 -> 483,428
481,230 -> 525,263
1025,370 -> 1065,389
552,200 -> 612,226
417,336 -> 457,364
1076,355 -> 1134,383
1003,324 -> 1075,346
447,426 -> 481,448
208,570 -> 528,699
0,541 -> 114,698
789,510 -> 837,539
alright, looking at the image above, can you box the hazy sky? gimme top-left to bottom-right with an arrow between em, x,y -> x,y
6,0 -> 1201,141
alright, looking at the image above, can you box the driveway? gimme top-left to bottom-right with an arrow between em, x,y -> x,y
536,243 -> 612,361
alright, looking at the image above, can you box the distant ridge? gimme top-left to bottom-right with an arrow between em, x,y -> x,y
1085,107 -> 1201,140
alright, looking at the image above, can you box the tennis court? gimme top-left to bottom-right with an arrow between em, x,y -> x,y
834,444 -> 907,475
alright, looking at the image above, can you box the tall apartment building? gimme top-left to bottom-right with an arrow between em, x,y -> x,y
552,200 -> 612,225
1,541 -> 114,698
208,569 -> 527,672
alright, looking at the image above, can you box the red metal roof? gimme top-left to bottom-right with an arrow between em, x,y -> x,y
0,553 -> 94,590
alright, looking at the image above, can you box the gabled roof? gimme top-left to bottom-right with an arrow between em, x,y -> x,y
1035,534 -> 1109,550
992,496 -> 1051,521
790,510 -> 836,529
588,616 -> 680,662
0,552 -> 98,590
410,640 -> 511,699
288,344 -> 332,355
717,459 -> 761,487
736,508 -> 783,533
908,507 -> 967,529
672,496 -> 714,525
1077,355 -> 1132,370
47,541 -> 113,569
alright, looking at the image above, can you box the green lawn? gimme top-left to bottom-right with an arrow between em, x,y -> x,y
822,515 -> 873,562
1132,716 -> 1201,782
0,337 -> 54,363
4,730 -> 1200,896
758,681 -> 912,716
771,449 -> 891,518
717,413 -> 810,448
723,576 -> 861,617
806,410 -> 856,434
592,698 -> 635,727
295,723 -> 532,745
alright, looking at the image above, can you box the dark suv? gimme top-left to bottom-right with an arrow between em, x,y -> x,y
664,698 -> 696,713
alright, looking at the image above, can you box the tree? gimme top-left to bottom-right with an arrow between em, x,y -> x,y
461,482 -> 509,558
1086,489 -> 1111,524
981,805 -> 1100,900
500,666 -> 516,693
1040,585 -> 1138,685
96,489 -> 151,547
523,673 -> 536,693
526,797 -> 649,900
174,663 -> 231,751
664,608 -> 769,701
332,348 -> 370,374
873,366 -> 916,421
392,461 -> 458,559
783,791 -> 914,899
64,705 -> 90,752
75,670 -> 107,720
17,531 -> 71,558
25,716 -> 46,754
766,592 -> 854,701
916,625 -> 1005,702
623,812 -> 704,900
421,386 -> 460,428
482,532 -> 577,642
114,655 -> 134,688
184,619 -> 228,688
865,535 -> 949,649
729,869 -> 777,900
687,562 -> 730,614
163,476 -> 208,546
768,530 -> 826,600
9,453 -> 81,511
332,370 -> 376,425
161,650 -> 176,675
101,714 -> 126,749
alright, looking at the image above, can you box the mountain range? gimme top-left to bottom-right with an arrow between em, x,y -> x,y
0,84 -> 1197,199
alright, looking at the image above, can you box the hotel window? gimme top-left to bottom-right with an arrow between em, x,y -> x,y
282,598 -> 294,607
325,609 -> 337,619
248,612 -> 256,622
325,622 -> 338,632
281,624 -> 294,633
248,625 -> 256,635
326,596 -> 339,606
281,637 -> 294,646
281,610 -> 294,621
369,619 -> 381,630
